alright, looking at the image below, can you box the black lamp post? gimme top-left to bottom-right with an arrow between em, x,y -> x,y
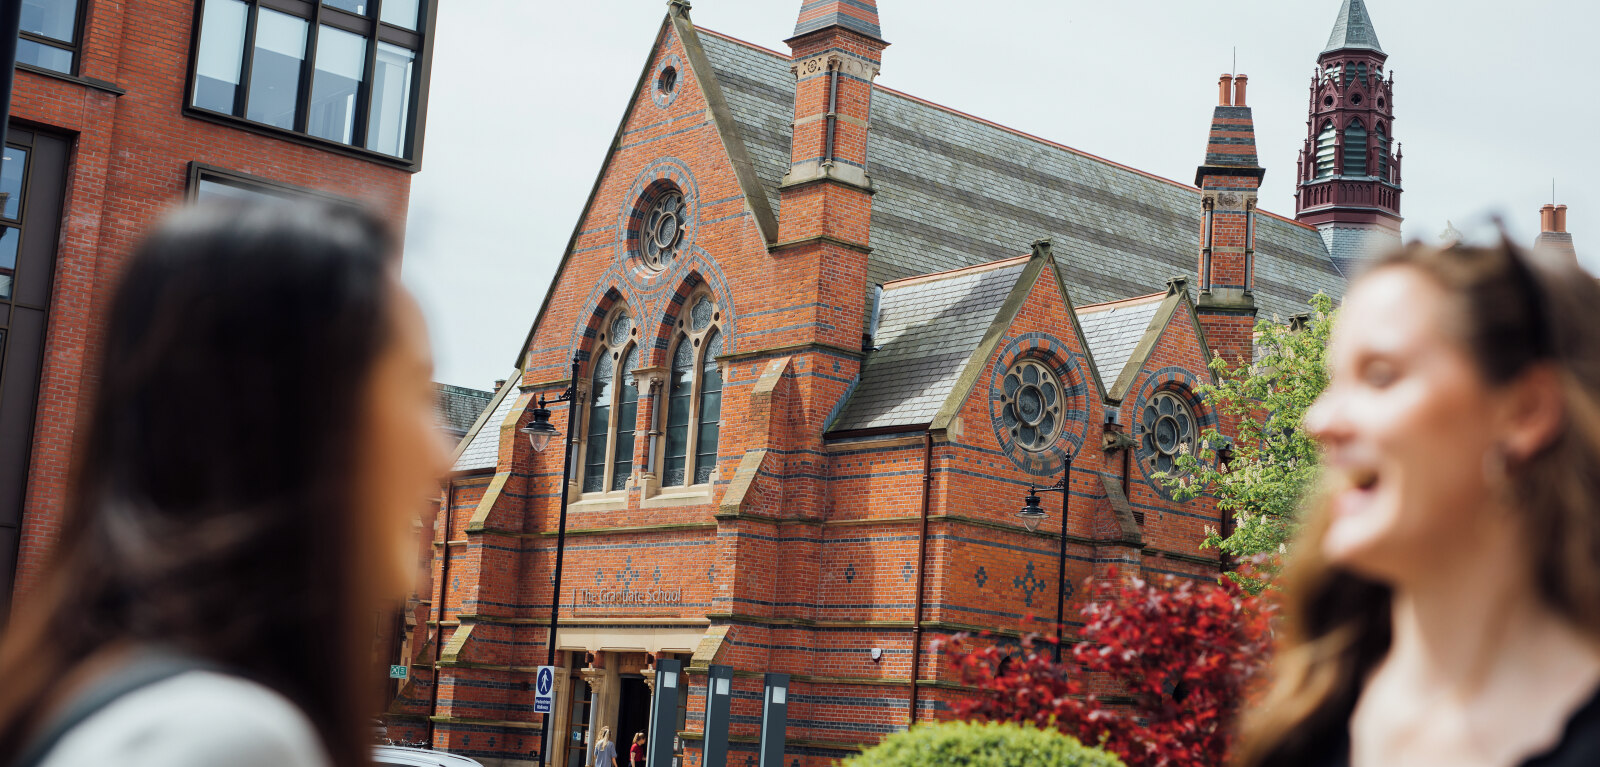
522,355 -> 580,767
1018,450 -> 1072,662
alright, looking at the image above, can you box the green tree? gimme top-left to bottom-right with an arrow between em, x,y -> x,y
1158,293 -> 1336,588
846,721 -> 1124,767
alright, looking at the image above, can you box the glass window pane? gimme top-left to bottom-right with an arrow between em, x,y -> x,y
583,352 -> 614,494
366,42 -> 414,157
694,332 -> 723,485
193,0 -> 249,114
21,0 -> 77,43
0,227 -> 19,300
612,349 -> 639,492
195,175 -> 301,203
17,38 -> 72,73
246,8 -> 308,130
1,147 -> 29,222
380,0 -> 420,30
307,26 -> 367,145
323,0 -> 369,14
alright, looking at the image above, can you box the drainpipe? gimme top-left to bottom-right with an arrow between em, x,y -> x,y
428,481 -> 456,747
823,59 -> 841,166
908,432 -> 934,727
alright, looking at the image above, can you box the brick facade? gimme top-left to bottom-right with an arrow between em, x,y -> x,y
393,3 -> 1347,767
2,0 -> 429,614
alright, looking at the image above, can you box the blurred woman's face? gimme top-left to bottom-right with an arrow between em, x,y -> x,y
358,280 -> 454,602
1305,267 -> 1503,581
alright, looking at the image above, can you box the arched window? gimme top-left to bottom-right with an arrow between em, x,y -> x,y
582,308 -> 638,493
1315,122 -> 1337,178
1343,120 -> 1368,177
1375,123 -> 1390,180
661,293 -> 724,487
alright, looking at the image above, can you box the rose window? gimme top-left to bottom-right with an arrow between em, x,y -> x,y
1141,391 -> 1197,474
641,190 -> 687,269
1000,360 -> 1064,452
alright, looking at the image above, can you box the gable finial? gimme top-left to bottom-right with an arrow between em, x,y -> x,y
1031,238 -> 1054,260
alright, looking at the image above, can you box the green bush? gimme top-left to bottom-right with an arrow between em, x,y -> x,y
846,720 -> 1125,767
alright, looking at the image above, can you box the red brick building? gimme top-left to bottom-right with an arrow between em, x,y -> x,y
0,0 -> 439,616
393,2 -> 1385,766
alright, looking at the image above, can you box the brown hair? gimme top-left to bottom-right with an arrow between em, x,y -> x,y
0,201 -> 399,767
1237,240 -> 1600,766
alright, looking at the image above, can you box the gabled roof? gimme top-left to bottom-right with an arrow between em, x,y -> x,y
1324,0 -> 1384,55
436,383 -> 495,439
452,377 -> 521,474
1078,293 -> 1166,393
696,29 -> 1347,323
828,256 -> 1031,433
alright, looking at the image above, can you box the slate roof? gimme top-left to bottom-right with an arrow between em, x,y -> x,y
453,379 -> 520,473
1077,294 -> 1166,392
793,0 -> 883,41
437,383 -> 495,441
1324,0 -> 1384,54
696,30 -> 1346,323
829,257 -> 1030,432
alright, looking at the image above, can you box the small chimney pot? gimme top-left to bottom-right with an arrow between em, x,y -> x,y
1555,205 -> 1569,233
1234,75 -> 1249,107
1541,204 -> 1557,234
1218,75 -> 1233,106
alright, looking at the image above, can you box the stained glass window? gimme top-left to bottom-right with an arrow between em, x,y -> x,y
612,347 -> 639,491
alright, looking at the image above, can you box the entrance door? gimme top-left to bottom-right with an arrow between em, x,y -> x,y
615,675 -> 651,764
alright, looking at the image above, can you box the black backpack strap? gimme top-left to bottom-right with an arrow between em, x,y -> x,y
10,649 -> 215,767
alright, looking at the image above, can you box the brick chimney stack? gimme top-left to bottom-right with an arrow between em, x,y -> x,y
1194,73 -> 1264,368
1536,203 -> 1579,262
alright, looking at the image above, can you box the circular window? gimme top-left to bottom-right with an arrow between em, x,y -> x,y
1351,93 -> 1363,105
657,67 -> 678,97
1000,360 -> 1064,452
1377,98 -> 1385,108
609,313 -> 634,347
640,190 -> 687,270
690,296 -> 714,331
1141,391 -> 1197,474
1323,95 -> 1334,107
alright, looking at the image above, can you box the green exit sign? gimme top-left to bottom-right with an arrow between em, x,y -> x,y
389,665 -> 408,679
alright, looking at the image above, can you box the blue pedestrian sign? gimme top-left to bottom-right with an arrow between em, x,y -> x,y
534,666 -> 557,714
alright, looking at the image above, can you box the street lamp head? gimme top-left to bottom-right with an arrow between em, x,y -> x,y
520,405 -> 560,453
1017,492 -> 1047,533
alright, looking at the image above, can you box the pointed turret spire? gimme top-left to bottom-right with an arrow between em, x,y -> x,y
1324,0 -> 1383,54
792,0 -> 884,43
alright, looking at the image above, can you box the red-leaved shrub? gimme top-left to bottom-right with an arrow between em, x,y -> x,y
942,572 -> 1275,767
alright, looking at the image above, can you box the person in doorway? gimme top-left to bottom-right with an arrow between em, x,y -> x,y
1238,240 -> 1600,767
0,201 -> 453,767
630,732 -> 646,767
593,726 -> 618,767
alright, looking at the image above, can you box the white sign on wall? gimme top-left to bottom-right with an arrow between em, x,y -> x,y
534,666 -> 556,714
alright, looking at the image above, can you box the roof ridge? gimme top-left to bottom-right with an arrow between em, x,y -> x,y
695,26 -> 1319,233
882,253 -> 1031,289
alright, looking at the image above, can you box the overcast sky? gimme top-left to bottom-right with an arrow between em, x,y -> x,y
401,0 -> 1598,390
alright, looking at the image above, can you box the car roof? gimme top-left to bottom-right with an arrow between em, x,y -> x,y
372,745 -> 484,767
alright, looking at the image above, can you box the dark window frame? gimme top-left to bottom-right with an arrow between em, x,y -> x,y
185,160 -> 356,204
16,0 -> 90,77
181,0 -> 437,171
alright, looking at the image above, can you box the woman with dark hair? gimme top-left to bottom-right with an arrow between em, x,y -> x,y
1238,241 -> 1600,767
0,201 -> 452,766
